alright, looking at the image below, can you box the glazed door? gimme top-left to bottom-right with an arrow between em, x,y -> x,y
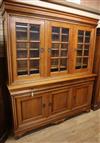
49,88 -> 72,116
11,17 -> 45,81
46,21 -> 73,76
74,25 -> 95,73
72,83 -> 93,110
15,92 -> 48,128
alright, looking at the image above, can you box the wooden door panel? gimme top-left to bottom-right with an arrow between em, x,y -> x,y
21,97 -> 43,120
72,84 -> 93,109
50,89 -> 72,115
16,93 -> 47,125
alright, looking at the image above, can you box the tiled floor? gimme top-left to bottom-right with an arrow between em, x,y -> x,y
6,110 -> 100,143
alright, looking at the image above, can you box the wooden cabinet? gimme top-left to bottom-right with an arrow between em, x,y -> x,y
1,0 -> 98,138
92,28 -> 100,110
8,16 -> 96,83
11,81 -> 94,137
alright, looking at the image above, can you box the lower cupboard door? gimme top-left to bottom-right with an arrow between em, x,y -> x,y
49,89 -> 72,116
15,93 -> 47,127
72,83 -> 93,109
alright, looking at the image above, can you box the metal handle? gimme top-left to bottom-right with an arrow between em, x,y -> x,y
48,48 -> 51,54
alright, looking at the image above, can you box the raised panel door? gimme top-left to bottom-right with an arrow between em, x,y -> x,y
49,88 -> 72,116
72,84 -> 93,109
15,92 -> 48,128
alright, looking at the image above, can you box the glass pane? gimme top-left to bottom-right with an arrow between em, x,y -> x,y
85,37 -> 90,43
52,34 -> 60,41
30,42 -> 39,50
78,44 -> 83,50
17,60 -> 27,75
61,50 -> 68,56
30,33 -> 40,41
16,23 -> 28,31
30,60 -> 39,74
30,24 -> 40,41
78,30 -> 84,43
61,43 -> 68,49
16,23 -> 27,40
51,59 -> 58,72
30,24 -> 40,32
78,36 -> 84,43
16,42 -> 28,50
52,27 -> 60,33
51,50 -> 59,57
83,58 -> 88,67
62,35 -> 69,42
77,50 -> 82,56
85,31 -> 90,43
76,58 -> 82,69
16,31 -> 27,40
85,31 -> 90,37
78,30 -> 84,36
52,27 -> 60,41
52,43 -> 59,49
60,58 -> 67,69
84,44 -> 89,50
62,28 -> 69,34
30,50 -> 39,58
84,50 -> 89,56
17,50 -> 27,58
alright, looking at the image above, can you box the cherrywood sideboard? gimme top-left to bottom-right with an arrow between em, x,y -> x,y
0,0 -> 98,138
92,28 -> 100,110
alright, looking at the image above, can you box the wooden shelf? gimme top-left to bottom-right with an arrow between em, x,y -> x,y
30,58 -> 40,60
17,40 -> 28,43
16,25 -> 28,28
17,69 -> 27,72
30,31 -> 39,33
17,58 -> 28,60
17,48 -> 27,51
16,30 -> 27,32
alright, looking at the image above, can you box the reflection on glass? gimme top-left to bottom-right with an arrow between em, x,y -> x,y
30,60 -> 39,74
51,50 -> 59,57
77,50 -> 82,56
51,59 -> 58,72
61,43 -> 68,49
17,43 -> 28,49
17,60 -> 27,75
84,50 -> 89,56
17,50 -> 27,58
16,23 -> 27,41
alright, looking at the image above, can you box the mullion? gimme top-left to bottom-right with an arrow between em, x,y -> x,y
80,31 -> 85,68
58,27 -> 62,72
27,23 -> 30,75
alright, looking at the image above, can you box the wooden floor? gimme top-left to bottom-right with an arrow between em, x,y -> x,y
6,110 -> 100,143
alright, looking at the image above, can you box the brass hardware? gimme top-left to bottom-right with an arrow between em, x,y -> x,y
48,48 -> 51,54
